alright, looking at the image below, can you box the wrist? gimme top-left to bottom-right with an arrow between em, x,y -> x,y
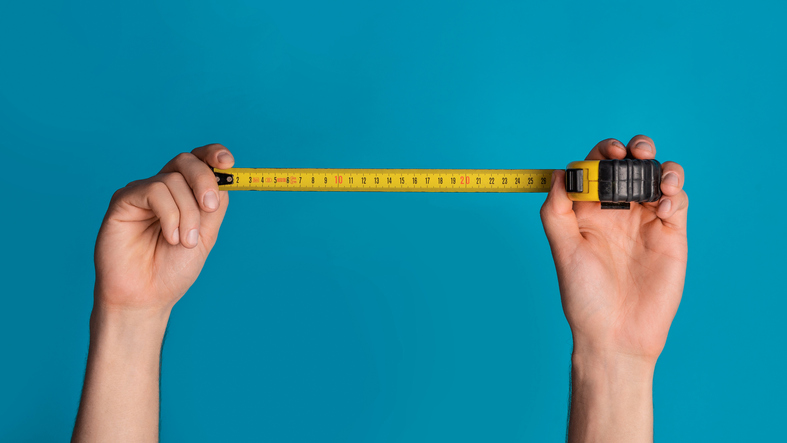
571,331 -> 663,368
89,303 -> 171,352
571,350 -> 656,386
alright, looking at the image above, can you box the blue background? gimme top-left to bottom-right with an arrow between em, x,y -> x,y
1,0 -> 785,441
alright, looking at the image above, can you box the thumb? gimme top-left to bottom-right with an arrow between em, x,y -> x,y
540,170 -> 582,258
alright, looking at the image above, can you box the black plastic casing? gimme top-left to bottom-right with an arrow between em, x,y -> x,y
598,159 -> 662,203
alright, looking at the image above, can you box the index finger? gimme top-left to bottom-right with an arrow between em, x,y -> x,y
191,143 -> 235,169
158,144 -> 234,213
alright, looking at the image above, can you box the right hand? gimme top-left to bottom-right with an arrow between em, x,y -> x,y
540,136 -> 688,364
93,144 -> 235,314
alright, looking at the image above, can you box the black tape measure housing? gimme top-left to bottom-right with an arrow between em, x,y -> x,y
598,159 -> 662,203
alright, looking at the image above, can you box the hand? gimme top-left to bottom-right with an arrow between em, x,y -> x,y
540,135 -> 688,364
73,144 -> 235,442
94,144 -> 235,314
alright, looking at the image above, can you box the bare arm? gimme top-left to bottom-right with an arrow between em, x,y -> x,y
540,136 -> 688,442
72,144 -> 235,442
73,310 -> 169,441
567,352 -> 655,442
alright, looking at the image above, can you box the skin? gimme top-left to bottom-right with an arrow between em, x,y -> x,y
72,144 -> 234,442
72,136 -> 687,442
540,135 -> 688,442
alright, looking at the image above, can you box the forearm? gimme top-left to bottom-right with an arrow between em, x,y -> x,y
567,350 -> 655,443
72,305 -> 171,443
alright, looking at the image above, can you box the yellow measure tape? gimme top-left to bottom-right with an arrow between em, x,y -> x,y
215,168 -> 554,193
214,160 -> 663,208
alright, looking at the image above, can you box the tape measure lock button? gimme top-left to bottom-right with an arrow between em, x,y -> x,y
565,169 -> 583,193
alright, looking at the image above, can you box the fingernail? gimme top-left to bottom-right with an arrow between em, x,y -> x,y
172,228 -> 179,244
659,198 -> 671,214
204,190 -> 219,210
611,141 -> 625,150
662,172 -> 679,188
635,141 -> 653,152
187,228 -> 199,246
218,152 -> 233,164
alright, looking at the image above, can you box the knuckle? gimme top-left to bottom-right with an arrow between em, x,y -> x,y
162,171 -> 186,186
174,152 -> 194,164
177,194 -> 202,215
180,207 -> 201,227
161,211 -> 179,226
110,187 -> 125,203
147,181 -> 169,195
124,178 -> 143,188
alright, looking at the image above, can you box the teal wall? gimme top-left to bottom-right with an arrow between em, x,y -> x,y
1,1 -> 785,441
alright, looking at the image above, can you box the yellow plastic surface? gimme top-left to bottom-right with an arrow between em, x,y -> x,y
215,168 -> 555,193
565,160 -> 600,201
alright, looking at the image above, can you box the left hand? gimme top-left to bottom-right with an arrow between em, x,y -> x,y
93,143 -> 234,314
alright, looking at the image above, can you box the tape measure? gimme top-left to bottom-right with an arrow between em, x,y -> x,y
214,159 -> 662,209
